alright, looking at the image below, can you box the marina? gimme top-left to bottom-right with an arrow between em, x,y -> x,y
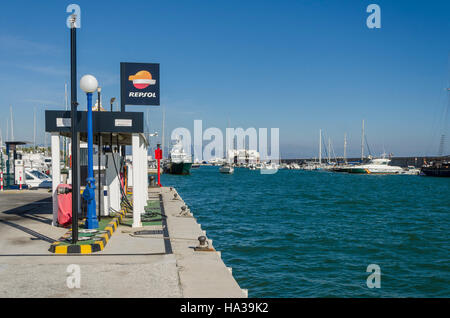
0,0 -> 448,304
162,166 -> 450,297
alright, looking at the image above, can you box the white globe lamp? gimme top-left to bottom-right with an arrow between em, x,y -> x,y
80,74 -> 98,93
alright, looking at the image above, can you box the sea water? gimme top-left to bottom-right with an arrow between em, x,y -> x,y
162,167 -> 450,297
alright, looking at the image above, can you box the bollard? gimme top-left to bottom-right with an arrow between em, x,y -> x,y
149,175 -> 156,187
0,171 -> 3,191
19,176 -> 22,190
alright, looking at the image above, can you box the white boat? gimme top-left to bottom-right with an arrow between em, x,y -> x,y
347,157 -> 403,174
400,166 -> 421,175
191,158 -> 201,169
260,162 -> 278,172
219,163 -> 234,174
164,137 -> 192,175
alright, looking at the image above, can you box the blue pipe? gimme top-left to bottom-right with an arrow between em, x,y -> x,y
87,92 -> 94,179
83,92 -> 98,229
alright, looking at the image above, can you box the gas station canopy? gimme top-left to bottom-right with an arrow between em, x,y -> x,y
45,110 -> 144,145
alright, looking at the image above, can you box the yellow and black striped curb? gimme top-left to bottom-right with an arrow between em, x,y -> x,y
49,210 -> 125,254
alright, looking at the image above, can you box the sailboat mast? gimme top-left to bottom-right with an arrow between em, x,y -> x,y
361,119 -> 365,161
438,88 -> 450,156
319,129 -> 322,164
328,137 -> 331,163
10,106 -> 14,141
344,133 -> 347,163
33,107 -> 36,149
162,106 -> 165,159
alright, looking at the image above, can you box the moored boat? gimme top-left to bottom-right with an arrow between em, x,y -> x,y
347,157 -> 403,174
164,137 -> 192,175
421,159 -> 450,177
219,163 -> 234,174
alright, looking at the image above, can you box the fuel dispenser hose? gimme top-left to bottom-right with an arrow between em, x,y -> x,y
110,152 -> 166,222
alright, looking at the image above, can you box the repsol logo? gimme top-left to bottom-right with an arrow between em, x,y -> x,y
128,92 -> 157,98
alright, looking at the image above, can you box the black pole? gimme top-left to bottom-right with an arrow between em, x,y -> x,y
117,135 -> 119,155
70,18 -> 79,244
110,98 -> 115,152
97,88 -> 102,221
98,134 -> 102,222
120,63 -> 126,159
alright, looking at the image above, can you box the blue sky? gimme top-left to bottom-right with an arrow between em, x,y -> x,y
0,0 -> 449,158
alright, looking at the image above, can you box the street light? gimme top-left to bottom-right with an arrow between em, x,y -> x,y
96,86 -> 102,222
80,74 -> 99,229
69,14 -> 79,244
110,97 -> 116,112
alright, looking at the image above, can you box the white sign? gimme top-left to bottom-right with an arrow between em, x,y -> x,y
56,118 -> 71,127
115,119 -> 132,127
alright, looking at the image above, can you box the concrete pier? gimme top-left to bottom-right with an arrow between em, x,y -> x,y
0,187 -> 245,298
160,186 -> 245,297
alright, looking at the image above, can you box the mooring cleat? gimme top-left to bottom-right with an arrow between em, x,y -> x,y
194,235 -> 215,252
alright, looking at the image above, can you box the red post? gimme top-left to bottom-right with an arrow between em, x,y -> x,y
1,171 -> 3,191
155,144 -> 162,187
19,176 -> 22,190
157,159 -> 161,186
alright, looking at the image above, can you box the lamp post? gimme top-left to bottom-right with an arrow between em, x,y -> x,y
80,74 -> 99,229
69,14 -> 79,243
110,97 -> 116,112
97,86 -> 102,222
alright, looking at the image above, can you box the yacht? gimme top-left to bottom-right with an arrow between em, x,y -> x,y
260,162 -> 279,172
219,163 -> 234,174
163,137 -> 192,175
347,157 -> 403,174
400,166 -> 421,175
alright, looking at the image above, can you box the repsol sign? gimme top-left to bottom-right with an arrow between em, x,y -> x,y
120,62 -> 160,106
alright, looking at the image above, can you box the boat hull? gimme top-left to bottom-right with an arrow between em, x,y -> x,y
421,167 -> 450,177
332,167 -> 352,173
347,168 -> 401,175
219,167 -> 234,174
165,162 -> 192,175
